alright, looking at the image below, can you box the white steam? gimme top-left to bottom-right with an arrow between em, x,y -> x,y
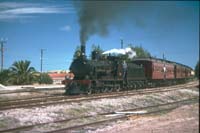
102,47 -> 136,59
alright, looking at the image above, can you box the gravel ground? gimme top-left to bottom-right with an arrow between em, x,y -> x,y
0,86 -> 198,132
0,84 -> 64,90
0,92 -> 45,101
93,103 -> 199,133
0,90 -> 65,101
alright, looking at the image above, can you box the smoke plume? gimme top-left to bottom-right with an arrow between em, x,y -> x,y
74,1 -> 131,46
74,1 -> 196,46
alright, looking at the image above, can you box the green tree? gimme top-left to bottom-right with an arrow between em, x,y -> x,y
91,44 -> 103,59
132,46 -> 151,58
195,60 -> 199,79
39,73 -> 53,84
128,44 -> 151,58
9,60 -> 37,85
0,69 -> 11,85
73,46 -> 81,60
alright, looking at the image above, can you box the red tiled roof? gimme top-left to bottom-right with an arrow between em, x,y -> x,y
48,73 -> 67,78
48,72 -> 75,79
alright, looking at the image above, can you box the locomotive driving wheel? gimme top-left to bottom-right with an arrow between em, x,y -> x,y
116,86 -> 121,92
108,87 -> 113,92
103,87 -> 108,93
86,88 -> 92,94
86,84 -> 92,94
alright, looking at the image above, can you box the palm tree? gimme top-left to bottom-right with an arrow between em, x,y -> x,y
9,60 -> 37,85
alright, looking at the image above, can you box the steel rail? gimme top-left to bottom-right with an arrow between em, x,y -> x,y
0,81 -> 197,103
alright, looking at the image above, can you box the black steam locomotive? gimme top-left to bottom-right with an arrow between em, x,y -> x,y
63,45 -> 194,95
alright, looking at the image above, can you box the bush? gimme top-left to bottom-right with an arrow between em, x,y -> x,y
39,73 -> 53,84
0,69 -> 11,85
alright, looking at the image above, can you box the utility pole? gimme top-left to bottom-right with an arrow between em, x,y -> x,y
163,53 -> 165,60
40,49 -> 45,73
0,38 -> 7,72
120,38 -> 123,49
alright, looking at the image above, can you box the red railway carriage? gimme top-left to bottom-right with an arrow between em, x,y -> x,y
165,64 -> 174,79
174,63 -> 193,79
132,58 -> 174,80
176,65 -> 185,78
185,67 -> 192,77
152,62 -> 174,79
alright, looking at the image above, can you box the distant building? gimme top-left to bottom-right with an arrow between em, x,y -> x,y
48,73 -> 67,84
47,70 -> 69,74
47,70 -> 74,84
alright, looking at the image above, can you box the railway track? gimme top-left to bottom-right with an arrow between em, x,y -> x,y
0,80 -> 196,99
0,81 -> 196,102
0,97 -> 198,133
0,81 -> 198,111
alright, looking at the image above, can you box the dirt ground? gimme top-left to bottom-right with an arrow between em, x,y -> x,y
94,103 -> 199,133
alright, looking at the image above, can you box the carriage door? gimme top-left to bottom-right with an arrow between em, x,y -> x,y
174,65 -> 177,79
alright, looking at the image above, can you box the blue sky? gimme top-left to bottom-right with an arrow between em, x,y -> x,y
0,0 -> 199,72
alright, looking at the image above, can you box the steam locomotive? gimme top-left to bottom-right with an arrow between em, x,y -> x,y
62,46 -> 194,95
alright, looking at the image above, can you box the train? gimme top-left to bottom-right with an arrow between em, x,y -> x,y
62,46 -> 194,95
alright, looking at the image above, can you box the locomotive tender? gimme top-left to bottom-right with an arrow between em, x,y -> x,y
63,47 -> 194,95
